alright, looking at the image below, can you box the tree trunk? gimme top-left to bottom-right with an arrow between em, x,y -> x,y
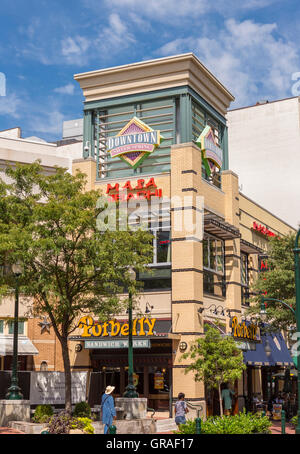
218,383 -> 223,417
60,336 -> 72,413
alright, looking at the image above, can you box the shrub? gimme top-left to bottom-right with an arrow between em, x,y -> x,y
175,411 -> 272,434
72,417 -> 95,434
73,401 -> 91,418
32,405 -> 54,423
291,416 -> 297,427
48,410 -> 73,434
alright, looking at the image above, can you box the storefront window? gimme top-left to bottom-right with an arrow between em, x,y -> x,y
203,234 -> 225,296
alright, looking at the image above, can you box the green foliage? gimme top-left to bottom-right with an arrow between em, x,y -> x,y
0,162 -> 153,410
182,326 -> 246,390
175,411 -> 272,434
32,404 -> 54,423
247,234 -> 296,335
73,401 -> 91,418
72,417 -> 95,434
291,415 -> 297,427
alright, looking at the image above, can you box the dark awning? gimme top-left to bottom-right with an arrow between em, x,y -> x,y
204,215 -> 241,240
240,239 -> 263,255
242,332 -> 294,367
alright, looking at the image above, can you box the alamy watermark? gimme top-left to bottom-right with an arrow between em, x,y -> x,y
96,193 -> 204,240
0,72 -> 6,97
291,72 -> 300,96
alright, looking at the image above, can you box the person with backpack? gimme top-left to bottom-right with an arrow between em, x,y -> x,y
174,392 -> 189,426
101,386 -> 117,434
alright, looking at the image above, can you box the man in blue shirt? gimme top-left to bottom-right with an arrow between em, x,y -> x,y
101,386 -> 117,434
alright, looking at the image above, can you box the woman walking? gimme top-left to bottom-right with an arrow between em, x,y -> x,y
101,386 -> 117,434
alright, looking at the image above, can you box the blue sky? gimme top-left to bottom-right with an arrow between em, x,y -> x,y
1,0 -> 300,141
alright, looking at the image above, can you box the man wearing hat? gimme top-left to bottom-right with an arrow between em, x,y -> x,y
101,386 -> 117,434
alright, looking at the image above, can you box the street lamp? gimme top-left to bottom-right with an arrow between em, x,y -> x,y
258,228 -> 300,434
123,266 -> 138,398
264,338 -> 272,410
6,262 -> 23,400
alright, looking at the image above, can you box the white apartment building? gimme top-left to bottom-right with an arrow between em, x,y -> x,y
227,96 -> 300,229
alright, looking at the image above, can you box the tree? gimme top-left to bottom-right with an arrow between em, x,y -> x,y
182,326 -> 246,416
247,233 -> 296,336
0,162 -> 153,412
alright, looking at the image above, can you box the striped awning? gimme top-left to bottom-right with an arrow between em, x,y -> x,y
0,335 -> 39,356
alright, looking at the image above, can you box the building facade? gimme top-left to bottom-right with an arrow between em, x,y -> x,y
68,54 -> 295,415
0,54 -> 296,416
0,127 -> 81,376
227,96 -> 300,229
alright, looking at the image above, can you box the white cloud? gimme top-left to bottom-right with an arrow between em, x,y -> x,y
0,93 -> 22,119
100,0 -> 280,22
61,36 -> 91,65
156,19 -> 300,107
54,83 -> 75,95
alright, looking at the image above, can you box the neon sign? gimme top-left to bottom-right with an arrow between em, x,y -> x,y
196,125 -> 223,176
106,116 -> 164,169
106,177 -> 162,202
252,222 -> 276,238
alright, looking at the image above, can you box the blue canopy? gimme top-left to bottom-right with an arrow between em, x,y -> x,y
243,332 -> 294,367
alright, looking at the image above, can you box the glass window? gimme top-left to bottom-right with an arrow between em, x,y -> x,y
156,231 -> 171,264
203,234 -> 225,296
241,253 -> 250,306
8,321 -> 24,335
0,320 -> 3,334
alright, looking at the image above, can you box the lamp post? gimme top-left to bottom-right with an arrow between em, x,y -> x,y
264,338 -> 272,413
6,263 -> 23,400
123,266 -> 138,398
259,228 -> 300,433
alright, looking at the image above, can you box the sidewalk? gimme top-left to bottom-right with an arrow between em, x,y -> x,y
270,421 -> 294,434
0,427 -> 25,434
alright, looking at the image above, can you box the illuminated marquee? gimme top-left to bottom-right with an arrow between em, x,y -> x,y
196,125 -> 223,176
106,116 -> 164,169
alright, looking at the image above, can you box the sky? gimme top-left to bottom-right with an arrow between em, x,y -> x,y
1,0 -> 300,142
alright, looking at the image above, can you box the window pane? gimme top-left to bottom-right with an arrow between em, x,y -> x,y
0,320 -> 3,333
8,321 -> 24,335
156,231 -> 171,263
215,240 -> 224,273
203,238 -> 209,268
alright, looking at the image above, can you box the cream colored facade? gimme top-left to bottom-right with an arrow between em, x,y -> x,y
70,54 -> 295,416
0,54 -> 295,415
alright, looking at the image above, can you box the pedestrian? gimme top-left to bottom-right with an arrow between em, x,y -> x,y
101,385 -> 117,434
221,383 -> 236,416
174,392 -> 189,426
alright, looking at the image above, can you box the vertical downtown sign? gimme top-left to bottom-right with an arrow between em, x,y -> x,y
106,116 -> 164,169
195,125 -> 223,177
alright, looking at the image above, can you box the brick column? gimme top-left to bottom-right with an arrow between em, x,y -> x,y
170,142 -> 206,416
